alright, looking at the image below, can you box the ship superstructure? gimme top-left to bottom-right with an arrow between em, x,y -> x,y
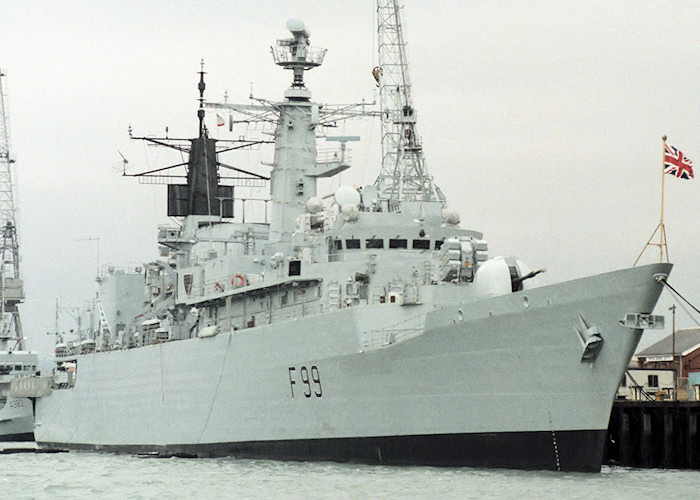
0,70 -> 37,441
33,7 -> 671,471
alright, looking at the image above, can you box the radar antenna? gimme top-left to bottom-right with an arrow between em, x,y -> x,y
0,70 -> 25,352
271,20 -> 326,90
374,0 -> 446,210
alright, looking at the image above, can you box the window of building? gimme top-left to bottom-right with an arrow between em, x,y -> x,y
648,374 -> 659,388
365,238 -> 384,249
389,238 -> 407,249
435,240 -> 444,250
334,239 -> 342,250
412,239 -> 430,250
346,239 -> 360,249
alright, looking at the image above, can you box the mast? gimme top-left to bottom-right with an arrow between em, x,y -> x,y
0,70 -> 25,352
633,135 -> 671,266
205,19 -> 380,240
374,0 -> 445,210
126,62 -> 269,219
268,19 -> 327,244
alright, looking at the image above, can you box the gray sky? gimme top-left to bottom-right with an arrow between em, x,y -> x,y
1,0 -> 699,358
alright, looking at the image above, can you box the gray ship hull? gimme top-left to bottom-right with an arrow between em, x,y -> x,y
35,263 -> 669,471
0,396 -> 34,442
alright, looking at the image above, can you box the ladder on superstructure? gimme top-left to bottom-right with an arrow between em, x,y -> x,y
374,0 -> 445,210
0,70 -> 25,352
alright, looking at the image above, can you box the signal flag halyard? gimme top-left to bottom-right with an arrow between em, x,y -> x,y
664,143 -> 694,179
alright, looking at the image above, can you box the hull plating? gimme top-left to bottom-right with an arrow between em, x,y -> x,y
0,397 -> 34,442
40,429 -> 606,472
35,263 -> 669,471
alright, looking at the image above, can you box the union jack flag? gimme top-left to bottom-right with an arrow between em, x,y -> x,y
664,143 -> 694,180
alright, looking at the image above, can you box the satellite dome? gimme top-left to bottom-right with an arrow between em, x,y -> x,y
306,197 -> 324,214
334,186 -> 361,207
341,204 -> 359,222
361,185 -> 379,207
442,208 -> 461,225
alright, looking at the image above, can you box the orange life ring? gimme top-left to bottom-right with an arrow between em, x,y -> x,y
232,274 -> 245,287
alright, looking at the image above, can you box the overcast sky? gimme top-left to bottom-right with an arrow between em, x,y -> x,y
1,0 -> 699,358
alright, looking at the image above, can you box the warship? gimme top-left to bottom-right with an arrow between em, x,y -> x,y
0,70 -> 38,442
0,284 -> 37,443
33,4 -> 670,471
0,348 -> 37,442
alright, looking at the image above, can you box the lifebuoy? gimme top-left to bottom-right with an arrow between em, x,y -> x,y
232,274 -> 245,287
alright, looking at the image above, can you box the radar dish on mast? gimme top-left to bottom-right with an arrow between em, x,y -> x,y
286,19 -> 310,37
334,186 -> 361,207
361,185 -> 379,206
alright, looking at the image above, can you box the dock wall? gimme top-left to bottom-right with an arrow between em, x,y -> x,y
605,400 -> 699,469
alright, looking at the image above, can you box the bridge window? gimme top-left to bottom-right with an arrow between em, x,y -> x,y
389,239 -> 407,249
346,239 -> 360,249
334,239 -> 342,250
435,240 -> 444,250
366,238 -> 384,249
412,239 -> 430,250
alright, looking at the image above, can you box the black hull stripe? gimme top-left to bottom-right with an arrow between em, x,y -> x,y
39,429 -> 606,472
0,432 -> 35,442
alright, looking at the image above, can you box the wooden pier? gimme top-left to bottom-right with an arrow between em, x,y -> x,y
605,400 -> 699,469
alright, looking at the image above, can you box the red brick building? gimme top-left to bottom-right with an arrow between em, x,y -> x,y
636,327 -> 700,385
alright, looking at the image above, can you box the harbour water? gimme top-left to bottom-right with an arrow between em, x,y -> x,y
1,443 -> 699,499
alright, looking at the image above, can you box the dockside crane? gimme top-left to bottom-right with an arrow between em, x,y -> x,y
374,0 -> 445,210
0,70 -> 25,352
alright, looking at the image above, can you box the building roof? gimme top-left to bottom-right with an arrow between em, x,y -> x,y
637,328 -> 700,357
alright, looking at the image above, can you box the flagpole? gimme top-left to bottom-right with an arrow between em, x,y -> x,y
633,134 -> 670,266
660,135 -> 667,263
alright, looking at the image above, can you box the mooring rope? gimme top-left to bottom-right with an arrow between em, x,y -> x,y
658,277 -> 700,315
656,277 -> 700,326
